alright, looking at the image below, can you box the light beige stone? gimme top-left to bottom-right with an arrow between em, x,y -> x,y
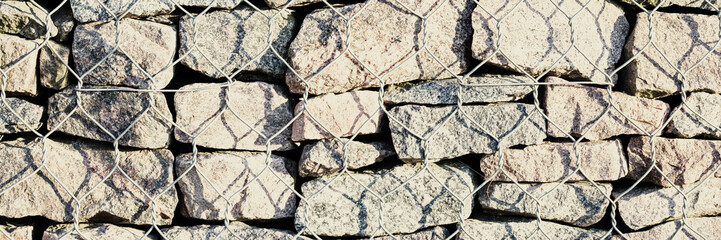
628,136 -> 721,187
292,91 -> 384,141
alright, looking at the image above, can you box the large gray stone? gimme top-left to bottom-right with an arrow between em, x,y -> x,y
0,34 -> 39,96
667,92 -> 721,139
458,218 -> 606,240
69,0 -> 174,23
285,0 -> 473,95
544,77 -> 670,140
47,85 -> 173,149
176,151 -> 297,221
0,1 -> 58,39
0,138 -> 177,225
383,75 -> 534,105
0,224 -> 31,240
162,222 -> 309,240
73,19 -> 176,89
42,224 -> 153,240
173,82 -> 296,151
173,0 -> 241,8
179,8 -> 295,79
39,40 -> 70,90
299,139 -> 395,177
610,217 -> 721,240
0,98 -> 43,134
472,0 -> 628,84
389,103 -> 546,161
292,91 -> 384,141
295,161 -> 478,237
479,140 -> 627,182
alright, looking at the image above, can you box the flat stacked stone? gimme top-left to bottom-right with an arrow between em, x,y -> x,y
0,224 -> 31,240
162,222 -> 310,239
0,98 -> 43,134
292,91 -> 384,141
0,1 -> 58,39
299,139 -> 395,177
0,34 -> 39,96
69,0 -> 174,23
383,75 -> 534,105
667,92 -> 721,139
610,217 -> 721,240
43,224 -> 153,239
458,218 -> 606,239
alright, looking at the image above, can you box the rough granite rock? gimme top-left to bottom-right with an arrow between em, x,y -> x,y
0,98 -> 43,134
50,6 -> 75,42
179,8 -> 295,79
479,140 -> 628,182
544,77 -> 670,140
69,0 -> 174,23
292,91 -> 384,141
0,225 -> 31,240
609,217 -> 721,240
383,75 -> 534,105
73,19 -> 176,89
174,82 -> 295,151
458,218 -> 606,240
0,1 -> 58,39
47,86 -> 173,149
615,178 -> 721,230
173,0 -> 242,8
162,222 -> 309,240
625,12 -> 721,98
356,226 -> 449,240
299,139 -> 395,177
478,182 -> 612,227
264,0 -> 320,8
285,0 -> 473,95
0,138 -> 177,225
42,224 -> 154,239
176,152 -> 297,221
295,161 -> 478,237
389,103 -> 546,161
0,34 -> 39,96
39,40 -> 70,90
472,0 -> 628,84
620,0 -> 721,10
667,92 -> 721,139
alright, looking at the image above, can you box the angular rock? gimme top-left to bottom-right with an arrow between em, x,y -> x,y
610,217 -> 721,240
544,77 -> 670,140
299,139 -> 395,177
383,75 -> 534,105
285,0 -> 473,95
357,226 -> 449,240
667,92 -> 721,139
174,82 -> 295,151
0,1 -> 58,39
173,0 -> 242,9
292,91 -> 384,141
628,136 -> 721,187
42,224 -> 153,239
620,0 -> 721,10
0,98 -> 43,134
616,178 -> 721,230
69,0 -> 174,23
458,218 -> 606,240
176,151 -> 297,221
39,41 -> 70,90
479,140 -> 627,182
0,138 -> 177,225
625,12 -> 721,98
179,8 -> 295,79
472,0 -> 628,84
50,6 -> 75,42
0,34 -> 39,96
390,103 -> 546,161
47,85 -> 173,149
73,19 -> 176,89
295,161 -> 478,237
162,222 -> 309,240
0,224 -> 31,240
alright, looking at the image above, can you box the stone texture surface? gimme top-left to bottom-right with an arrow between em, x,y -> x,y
616,178 -> 721,230
51,6 -> 74,42
69,0 -> 174,23
39,41 -> 70,90
179,8 -> 295,79
609,217 -> 721,240
174,82 -> 295,151
625,12 -> 721,98
353,226 -> 448,240
0,138 -> 177,225
383,75 -> 534,105
285,0 -> 473,95
173,0 -> 242,8
176,151 -> 297,221
479,140 -> 627,182
42,224 -> 153,240
73,19 -> 176,89
292,91 -> 384,141
667,92 -> 721,139
0,97 -> 43,134
389,103 -> 546,161
299,138 -> 395,177
295,161 -> 478,237
264,0 -> 320,8
628,136 -> 721,187
0,225 -> 31,240
162,222 -> 309,240
47,85 -> 173,149
544,77 -> 670,140
0,34 -> 39,96
478,182 -> 612,227
458,218 -> 606,240
472,0 -> 628,84
620,0 -> 721,10
0,1 -> 58,39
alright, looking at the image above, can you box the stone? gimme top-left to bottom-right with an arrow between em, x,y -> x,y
179,8 -> 295,79
609,217 -> 721,240
173,82 -> 295,151
458,218 -> 606,240
615,178 -> 721,230
0,1 -> 58,39
264,0 -> 320,8
42,224 -> 153,239
667,92 -> 721,139
0,138 -> 177,225
383,75 -> 534,105
357,226 -> 449,240
0,34 -> 39,96
73,19 -> 176,89
627,136 -> 721,187
162,222 -> 309,240
544,77 -> 670,140
479,140 -> 627,182
69,0 -> 174,23
292,91 -> 384,141
175,151 -> 297,221
50,6 -> 75,42
620,0 -> 721,16
0,98 -> 43,134
472,0 -> 628,84
389,103 -> 546,161
299,139 -> 395,177
39,40 -> 70,90
173,0 -> 242,9
478,182 -> 612,227
0,224 -> 31,240
285,0 -> 473,95
625,12 -> 721,99
47,85 -> 173,149
295,160 -> 478,237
